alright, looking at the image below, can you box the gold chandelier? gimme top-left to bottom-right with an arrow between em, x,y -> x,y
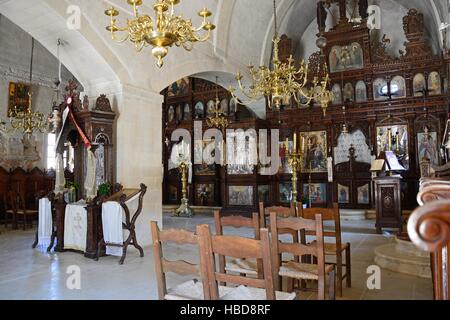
9,92 -> 47,134
8,38 -> 47,135
229,0 -> 333,114
105,0 -> 216,68
207,77 -> 229,130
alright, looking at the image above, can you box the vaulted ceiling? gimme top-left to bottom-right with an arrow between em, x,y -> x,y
0,0 -> 448,117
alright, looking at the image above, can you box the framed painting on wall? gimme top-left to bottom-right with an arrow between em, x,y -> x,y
228,186 -> 253,206
167,77 -> 190,97
390,76 -> 406,99
373,78 -> 389,101
337,184 -> 350,204
183,104 -> 191,120
168,185 -> 178,201
167,106 -> 175,123
301,131 -> 327,173
303,183 -> 327,205
413,73 -> 426,97
417,129 -> 439,166
206,100 -> 215,117
279,140 -> 293,174
194,102 -> 204,119
329,43 -> 364,73
196,183 -> 214,206
428,71 -> 441,96
355,81 -> 367,102
332,84 -> 342,105
8,82 -> 31,117
357,184 -> 370,204
343,83 -> 354,102
279,183 -> 292,204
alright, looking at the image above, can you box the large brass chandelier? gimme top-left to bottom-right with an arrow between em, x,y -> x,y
105,0 -> 216,68
229,0 -> 333,114
8,38 -> 47,135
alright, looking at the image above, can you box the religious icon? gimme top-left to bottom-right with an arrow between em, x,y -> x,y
329,43 -> 364,73
303,183 -> 327,205
373,78 -> 388,101
338,184 -> 350,204
302,131 -> 328,173
329,46 -> 340,72
167,106 -> 175,123
279,183 -> 293,204
175,105 -> 183,121
228,186 -> 253,206
357,184 -> 370,204
194,101 -> 204,119
332,84 -> 342,105
8,82 -> 31,116
279,140 -> 294,174
413,73 -> 426,97
428,71 -> 441,96
196,184 -> 214,206
417,127 -> 439,166
343,83 -> 354,102
183,104 -> 191,120
390,76 -> 406,99
167,77 -> 190,97
206,100 -> 215,117
355,81 -> 367,102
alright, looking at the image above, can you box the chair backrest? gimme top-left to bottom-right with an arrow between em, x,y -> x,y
298,203 -> 342,248
270,212 -> 325,290
197,224 -> 275,300
6,191 -> 19,213
259,202 -> 296,227
214,211 -> 262,278
150,221 -> 209,300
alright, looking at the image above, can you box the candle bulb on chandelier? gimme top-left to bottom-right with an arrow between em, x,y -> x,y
293,133 -> 297,153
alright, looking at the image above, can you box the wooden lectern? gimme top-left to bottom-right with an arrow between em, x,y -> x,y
371,151 -> 405,234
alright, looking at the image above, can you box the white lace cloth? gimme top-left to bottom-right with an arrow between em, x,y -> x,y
101,193 -> 140,256
37,198 -> 52,249
63,201 -> 87,252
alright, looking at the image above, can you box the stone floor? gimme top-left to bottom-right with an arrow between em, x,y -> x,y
0,214 -> 433,300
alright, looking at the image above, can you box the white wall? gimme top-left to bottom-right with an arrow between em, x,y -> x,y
0,15 -> 77,170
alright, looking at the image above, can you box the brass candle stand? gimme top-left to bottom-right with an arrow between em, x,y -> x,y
286,133 -> 305,205
175,160 -> 194,217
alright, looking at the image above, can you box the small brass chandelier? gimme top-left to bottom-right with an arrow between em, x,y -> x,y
207,77 -> 229,130
229,0 -> 332,113
105,0 -> 216,68
9,38 -> 47,135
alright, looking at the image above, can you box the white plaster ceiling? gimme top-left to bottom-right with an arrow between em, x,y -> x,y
0,0 -> 447,117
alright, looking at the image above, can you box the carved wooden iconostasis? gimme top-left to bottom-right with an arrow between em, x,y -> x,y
162,6 -> 449,212
162,77 -> 269,211
267,6 -> 449,211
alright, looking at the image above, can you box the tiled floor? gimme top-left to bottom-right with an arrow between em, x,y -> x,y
0,214 -> 433,300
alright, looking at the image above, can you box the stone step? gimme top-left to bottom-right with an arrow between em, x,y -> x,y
374,241 -> 431,279
339,209 -> 366,221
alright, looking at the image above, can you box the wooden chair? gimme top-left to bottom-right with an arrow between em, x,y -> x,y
2,193 -> 15,229
150,221 -> 233,300
298,203 -> 351,297
7,191 -> 38,230
214,211 -> 262,278
270,212 -> 336,300
258,202 -> 296,229
197,224 -> 296,300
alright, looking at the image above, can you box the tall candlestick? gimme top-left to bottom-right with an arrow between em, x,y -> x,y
293,133 -> 297,153
388,129 -> 392,151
